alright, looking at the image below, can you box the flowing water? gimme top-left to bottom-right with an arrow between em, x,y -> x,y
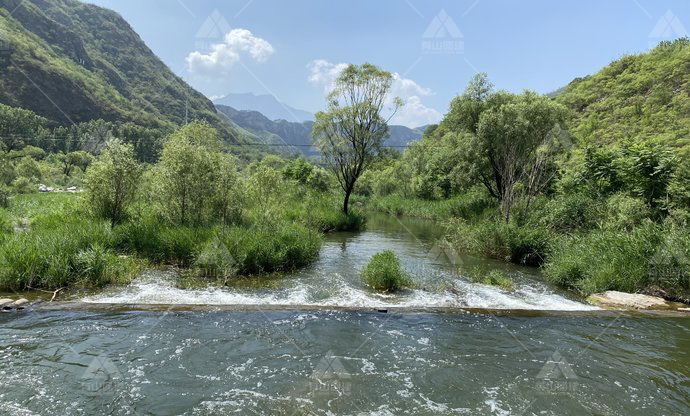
1,214 -> 689,415
81,213 -> 594,310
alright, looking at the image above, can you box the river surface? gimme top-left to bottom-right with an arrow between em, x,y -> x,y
1,214 -> 689,415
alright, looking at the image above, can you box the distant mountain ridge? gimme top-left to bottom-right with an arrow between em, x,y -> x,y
216,104 -> 427,156
213,93 -> 314,123
0,0 -> 245,142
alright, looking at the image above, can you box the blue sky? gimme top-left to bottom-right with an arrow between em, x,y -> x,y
85,0 -> 689,127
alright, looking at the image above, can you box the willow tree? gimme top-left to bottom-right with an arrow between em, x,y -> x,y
312,63 -> 402,214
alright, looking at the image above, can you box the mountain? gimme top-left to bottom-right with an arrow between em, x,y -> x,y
213,93 -> 315,122
0,0 -> 246,142
216,104 -> 426,156
556,38 -> 690,152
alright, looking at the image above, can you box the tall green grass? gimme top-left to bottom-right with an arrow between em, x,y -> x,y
0,217 -> 142,290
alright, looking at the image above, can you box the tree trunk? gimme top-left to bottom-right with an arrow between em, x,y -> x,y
343,188 -> 352,215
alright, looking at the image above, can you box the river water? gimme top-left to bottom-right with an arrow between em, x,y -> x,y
1,214 -> 688,415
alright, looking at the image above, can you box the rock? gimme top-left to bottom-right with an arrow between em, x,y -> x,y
679,308 -> 690,312
12,299 -> 29,310
0,298 -> 14,309
67,186 -> 78,192
38,184 -> 49,192
587,291 -> 673,310
354,201 -> 364,207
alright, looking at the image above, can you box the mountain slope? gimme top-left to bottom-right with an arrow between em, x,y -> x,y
557,38 -> 690,151
0,0 -> 245,142
213,93 -> 314,122
216,104 -> 426,156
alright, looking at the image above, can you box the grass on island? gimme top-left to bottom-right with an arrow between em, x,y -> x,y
361,250 -> 412,292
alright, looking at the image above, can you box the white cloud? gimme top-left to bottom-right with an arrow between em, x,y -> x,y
390,96 -> 442,128
187,29 -> 274,77
307,59 -> 442,128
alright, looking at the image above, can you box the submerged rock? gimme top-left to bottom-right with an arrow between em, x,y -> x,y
0,298 -> 14,309
587,291 -> 674,310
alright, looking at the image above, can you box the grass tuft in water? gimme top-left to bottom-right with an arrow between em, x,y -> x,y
361,250 -> 412,292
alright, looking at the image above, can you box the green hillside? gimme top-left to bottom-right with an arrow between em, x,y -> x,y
557,38 -> 690,153
0,0 -> 246,142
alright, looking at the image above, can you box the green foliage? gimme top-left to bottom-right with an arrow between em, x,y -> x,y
538,193 -> 601,232
545,224 -> 689,300
448,218 -> 553,266
155,121 -> 236,225
313,63 -> 401,214
11,177 -> 34,194
0,217 -> 140,290
85,139 -> 141,226
0,3 -> 241,141
361,250 -> 411,292
468,268 -> 514,290
217,223 -> 322,275
557,39 -> 690,151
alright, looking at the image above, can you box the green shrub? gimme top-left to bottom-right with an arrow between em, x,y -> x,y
361,250 -> 411,292
0,218 -> 137,290
449,187 -> 496,221
468,268 -> 514,290
12,177 -> 34,194
0,186 -> 10,209
448,219 -> 553,266
538,193 -> 601,232
544,224 -> 689,299
603,193 -> 651,231
217,223 -> 322,275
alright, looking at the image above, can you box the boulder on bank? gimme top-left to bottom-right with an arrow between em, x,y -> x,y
1,298 -> 29,311
587,291 -> 674,310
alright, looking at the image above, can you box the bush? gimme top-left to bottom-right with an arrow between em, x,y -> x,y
12,177 -> 34,194
448,219 -> 553,266
217,223 -> 322,275
0,218 -> 138,290
544,224 -> 689,299
602,193 -> 650,231
449,187 -> 495,220
538,193 -> 601,232
361,250 -> 411,292
468,268 -> 514,290
0,186 -> 10,208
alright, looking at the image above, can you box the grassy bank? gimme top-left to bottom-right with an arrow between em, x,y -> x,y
0,190 -> 344,291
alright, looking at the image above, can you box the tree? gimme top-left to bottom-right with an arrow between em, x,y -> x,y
56,151 -> 94,176
450,75 -> 568,220
0,103 -> 49,152
156,121 -> 223,225
85,139 -> 141,227
312,63 -> 402,214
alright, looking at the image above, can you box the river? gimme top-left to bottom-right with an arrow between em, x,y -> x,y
1,213 -> 688,415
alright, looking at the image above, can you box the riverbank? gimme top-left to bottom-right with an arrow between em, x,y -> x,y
361,193 -> 690,304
